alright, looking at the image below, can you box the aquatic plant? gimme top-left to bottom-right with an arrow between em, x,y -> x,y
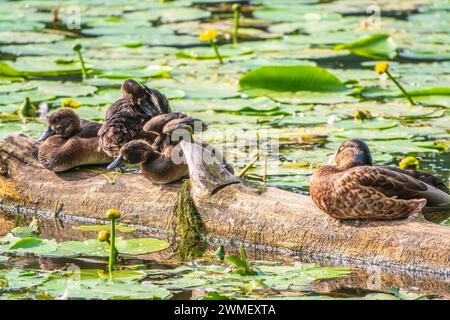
104,209 -> 121,274
199,28 -> 223,64
375,62 -> 415,105
72,43 -> 88,79
232,4 -> 241,45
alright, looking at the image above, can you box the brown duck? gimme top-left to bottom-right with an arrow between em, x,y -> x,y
143,113 -> 234,174
98,79 -> 170,157
107,115 -> 233,184
38,108 -> 112,172
310,139 -> 450,220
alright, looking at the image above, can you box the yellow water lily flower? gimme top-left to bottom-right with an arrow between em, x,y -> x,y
199,28 -> 218,42
60,98 -> 81,109
399,156 -> 419,170
375,62 -> 389,74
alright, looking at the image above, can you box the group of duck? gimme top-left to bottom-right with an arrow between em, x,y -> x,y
37,79 -> 450,220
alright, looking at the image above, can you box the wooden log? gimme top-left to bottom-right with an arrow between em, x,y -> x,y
0,133 -> 449,275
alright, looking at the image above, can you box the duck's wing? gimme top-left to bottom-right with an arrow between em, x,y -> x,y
377,165 -> 450,195
98,111 -> 145,156
342,166 -> 450,206
142,85 -> 172,114
104,99 -> 129,121
77,121 -> 102,138
143,112 -> 187,133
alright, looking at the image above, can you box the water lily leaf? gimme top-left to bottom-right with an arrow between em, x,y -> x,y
0,255 -> 8,263
157,7 -> 211,23
115,238 -> 170,255
73,224 -> 136,233
10,227 -> 40,238
27,81 -> 97,97
334,34 -> 397,60
157,276 -> 208,289
3,57 -> 85,77
270,116 -> 329,127
8,237 -> 43,250
0,62 -> 22,77
40,272 -> 171,300
0,31 -> 64,44
240,66 -> 348,93
404,87 -> 450,97
100,65 -> 172,79
334,119 -> 399,130
177,45 -> 253,60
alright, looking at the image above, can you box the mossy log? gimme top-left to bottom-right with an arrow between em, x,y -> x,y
0,134 -> 449,275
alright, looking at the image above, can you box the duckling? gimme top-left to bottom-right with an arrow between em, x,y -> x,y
106,139 -> 188,184
38,108 -> 112,172
310,139 -> 450,220
143,113 -> 234,174
98,79 -> 170,157
143,112 -> 208,150
107,115 -> 233,183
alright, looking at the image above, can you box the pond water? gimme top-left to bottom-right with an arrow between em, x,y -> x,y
0,0 -> 449,300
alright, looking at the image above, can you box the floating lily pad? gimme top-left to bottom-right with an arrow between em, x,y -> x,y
240,66 -> 348,93
0,32 -> 64,44
335,34 -> 397,60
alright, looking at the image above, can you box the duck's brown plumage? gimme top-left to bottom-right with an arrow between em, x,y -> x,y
310,139 -> 449,220
106,115 -> 233,183
38,109 -> 112,172
98,79 -> 170,157
143,114 -> 234,174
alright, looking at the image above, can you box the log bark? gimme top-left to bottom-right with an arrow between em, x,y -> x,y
0,133 -> 449,275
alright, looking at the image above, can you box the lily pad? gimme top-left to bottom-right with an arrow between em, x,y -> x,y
335,34 -> 397,60
240,66 -> 348,93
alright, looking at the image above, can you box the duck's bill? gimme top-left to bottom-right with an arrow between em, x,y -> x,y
38,128 -> 55,142
107,155 -> 125,170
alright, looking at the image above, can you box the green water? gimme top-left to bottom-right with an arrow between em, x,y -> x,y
0,0 -> 449,300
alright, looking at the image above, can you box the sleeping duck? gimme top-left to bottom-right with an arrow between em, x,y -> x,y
98,79 -> 170,157
310,139 -> 450,220
38,108 -> 112,172
107,115 -> 233,184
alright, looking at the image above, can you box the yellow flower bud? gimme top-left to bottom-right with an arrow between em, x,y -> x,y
105,208 -> 121,220
98,230 -> 110,242
375,62 -> 389,74
399,156 -> 419,170
199,28 -> 218,42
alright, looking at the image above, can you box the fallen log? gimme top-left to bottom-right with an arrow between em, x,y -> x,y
0,133 -> 449,275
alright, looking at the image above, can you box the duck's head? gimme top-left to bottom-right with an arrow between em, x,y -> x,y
121,79 -> 162,117
107,140 -> 155,170
329,139 -> 372,170
39,108 -> 81,142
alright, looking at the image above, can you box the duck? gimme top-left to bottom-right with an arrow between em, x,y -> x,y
106,115 -> 233,184
98,79 -> 170,157
38,108 -> 113,172
143,113 -> 234,174
310,139 -> 450,220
